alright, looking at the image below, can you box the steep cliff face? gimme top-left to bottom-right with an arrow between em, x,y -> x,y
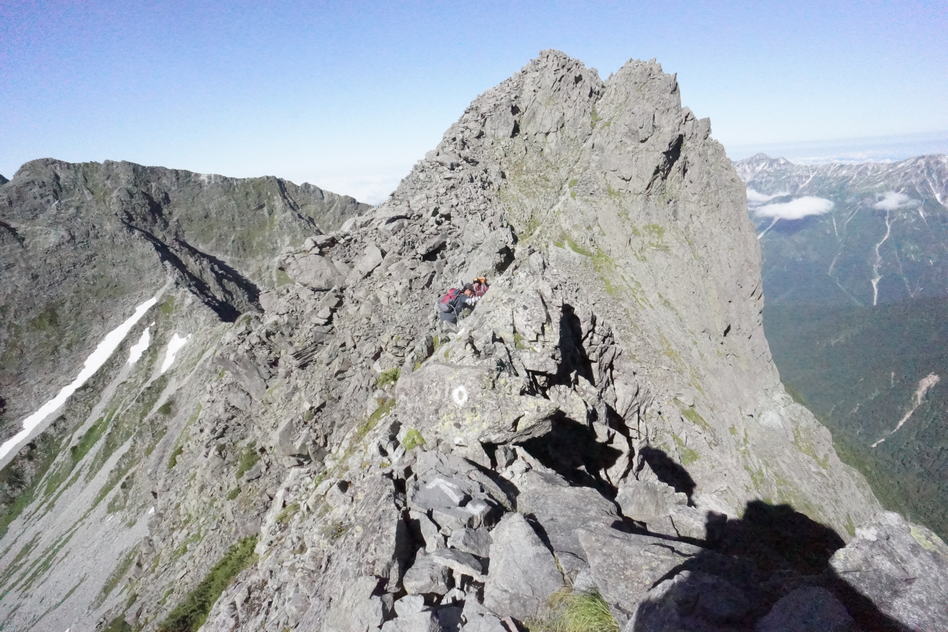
0,52 -> 944,632
0,160 -> 367,444
737,153 -> 948,539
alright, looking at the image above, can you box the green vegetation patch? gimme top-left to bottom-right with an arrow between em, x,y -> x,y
157,536 -> 258,632
0,431 -> 64,539
322,521 -> 348,541
168,444 -> 185,470
791,426 -> 830,470
28,305 -> 60,332
676,402 -> 712,433
235,446 -> 260,479
672,434 -> 700,467
102,615 -> 134,632
158,296 -> 176,316
375,367 -> 401,388
554,232 -> 593,257
402,429 -> 426,451
530,589 -> 618,632
356,399 -> 396,444
0,534 -> 41,588
276,502 -> 300,525
41,415 -> 109,500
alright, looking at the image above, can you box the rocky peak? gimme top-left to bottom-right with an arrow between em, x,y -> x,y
0,51 -> 944,632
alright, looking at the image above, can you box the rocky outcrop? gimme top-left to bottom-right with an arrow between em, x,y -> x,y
1,51 -> 944,632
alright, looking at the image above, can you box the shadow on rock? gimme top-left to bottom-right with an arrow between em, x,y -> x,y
555,303 -> 594,386
520,415 -> 622,497
630,500 -> 907,632
638,446 -> 696,504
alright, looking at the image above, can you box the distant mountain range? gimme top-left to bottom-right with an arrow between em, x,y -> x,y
738,153 -> 947,537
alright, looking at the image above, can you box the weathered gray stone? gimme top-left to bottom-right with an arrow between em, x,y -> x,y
403,552 -> 451,595
353,243 -> 384,278
483,513 -> 564,621
829,511 -> 948,631
628,570 -> 752,632
447,527 -> 492,557
516,469 -> 618,578
286,253 -> 351,290
394,594 -> 425,616
578,527 -> 705,626
615,477 -> 686,524
460,600 -> 512,632
380,611 -> 440,632
430,547 -> 485,581
411,510 -> 445,551
322,575 -> 384,632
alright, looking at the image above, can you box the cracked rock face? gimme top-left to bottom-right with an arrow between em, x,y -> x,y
1,50 -> 945,632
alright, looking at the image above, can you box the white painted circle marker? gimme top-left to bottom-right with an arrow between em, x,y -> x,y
452,385 -> 468,407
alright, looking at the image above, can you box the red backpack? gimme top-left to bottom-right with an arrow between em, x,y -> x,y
437,288 -> 460,312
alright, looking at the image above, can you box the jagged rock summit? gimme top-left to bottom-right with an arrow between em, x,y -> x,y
1,50 -> 945,632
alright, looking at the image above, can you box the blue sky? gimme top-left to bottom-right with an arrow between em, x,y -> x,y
2,0 -> 946,202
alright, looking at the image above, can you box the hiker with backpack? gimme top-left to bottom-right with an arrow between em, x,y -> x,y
472,276 -> 490,297
437,283 -> 480,325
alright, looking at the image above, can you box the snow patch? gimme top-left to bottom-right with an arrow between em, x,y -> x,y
870,209 -> 893,306
873,191 -> 918,211
757,217 -> 780,240
0,297 -> 159,462
159,333 -> 191,374
127,327 -> 152,365
755,196 -> 834,220
871,373 -> 940,448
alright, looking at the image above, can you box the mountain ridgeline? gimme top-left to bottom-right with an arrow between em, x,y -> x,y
738,153 -> 947,540
0,160 -> 367,445
1,52 -> 945,632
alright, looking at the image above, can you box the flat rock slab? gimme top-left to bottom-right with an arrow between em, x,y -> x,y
578,527 -> 705,626
516,469 -> 618,578
829,511 -> 948,631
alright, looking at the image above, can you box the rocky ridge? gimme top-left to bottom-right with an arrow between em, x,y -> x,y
0,51 -> 945,632
0,160 -> 367,444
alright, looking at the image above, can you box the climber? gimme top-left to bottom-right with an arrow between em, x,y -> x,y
437,283 -> 479,325
472,276 -> 490,297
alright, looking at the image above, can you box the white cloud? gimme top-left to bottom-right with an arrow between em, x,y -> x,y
873,191 -> 918,211
316,172 -> 403,205
755,196 -> 834,220
746,188 -> 788,203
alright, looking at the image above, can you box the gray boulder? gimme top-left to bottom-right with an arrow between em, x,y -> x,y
578,527 -> 707,626
628,570 -> 752,632
322,575 -> 384,632
403,551 -> 451,595
483,512 -> 564,621
830,511 -> 948,631
286,253 -> 351,290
